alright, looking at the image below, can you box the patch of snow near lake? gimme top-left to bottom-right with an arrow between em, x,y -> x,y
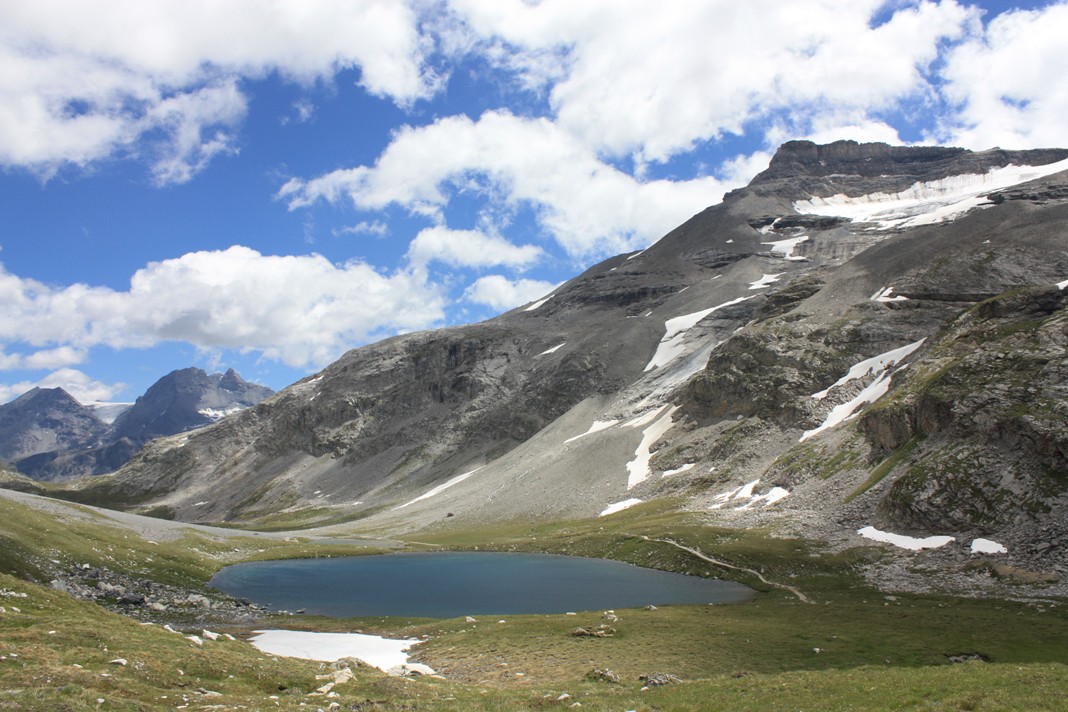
248,630 -> 421,671
794,158 -> 1068,230
394,468 -> 481,509
599,498 -> 643,516
871,286 -> 909,302
970,538 -> 1008,554
538,342 -> 566,356
565,420 -> 619,443
644,296 -> 753,371
748,273 -> 782,290
662,463 -> 695,477
762,235 -> 809,260
626,406 -> 679,489
857,526 -> 955,550
812,339 -> 926,401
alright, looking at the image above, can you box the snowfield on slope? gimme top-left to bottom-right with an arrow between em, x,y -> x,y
644,296 -> 752,371
857,526 -> 954,551
801,339 -> 925,441
794,158 -> 1068,230
394,468 -> 482,509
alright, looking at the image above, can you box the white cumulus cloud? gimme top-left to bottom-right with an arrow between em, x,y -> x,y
939,2 -> 1068,149
463,275 -> 558,310
450,0 -> 975,162
407,226 -> 543,270
278,110 -> 727,260
0,0 -> 438,182
0,246 -> 446,370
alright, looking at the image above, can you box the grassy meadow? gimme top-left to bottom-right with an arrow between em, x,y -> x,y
1,495 -> 1066,710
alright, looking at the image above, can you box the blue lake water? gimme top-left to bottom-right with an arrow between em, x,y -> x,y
209,551 -> 754,618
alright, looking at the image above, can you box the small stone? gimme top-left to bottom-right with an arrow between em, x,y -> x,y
108,658 -> 128,666
465,616 -> 477,623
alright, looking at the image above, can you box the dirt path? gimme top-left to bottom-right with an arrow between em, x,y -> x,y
635,534 -> 814,604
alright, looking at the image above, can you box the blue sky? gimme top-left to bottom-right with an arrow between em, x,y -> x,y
1,0 -> 1066,403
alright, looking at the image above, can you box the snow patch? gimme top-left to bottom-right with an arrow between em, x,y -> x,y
248,630 -> 421,671
644,296 -> 753,371
624,405 -> 668,429
627,250 -> 645,260
736,479 -> 759,499
626,406 -> 679,489
1058,279 -> 1068,290
394,468 -> 481,509
802,340 -> 925,442
524,294 -> 554,312
794,158 -> 1068,230
748,273 -> 782,290
812,339 -> 926,401
709,480 -> 790,510
761,235 -> 809,260
662,463 -> 695,477
599,498 -> 643,516
857,526 -> 954,551
871,286 -> 909,303
538,342 -> 566,356
199,406 -> 245,421
565,420 -> 619,443
970,538 -> 1008,554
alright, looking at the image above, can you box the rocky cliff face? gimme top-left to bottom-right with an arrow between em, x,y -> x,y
46,141 -> 1068,582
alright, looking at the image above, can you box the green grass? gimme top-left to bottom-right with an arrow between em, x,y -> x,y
845,436 -> 923,503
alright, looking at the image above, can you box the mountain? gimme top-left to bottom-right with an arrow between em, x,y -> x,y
111,367 -> 274,443
0,387 -> 111,464
4,368 -> 273,481
45,141 -> 1068,572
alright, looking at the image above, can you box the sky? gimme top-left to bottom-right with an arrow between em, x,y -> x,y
1,0 -> 1067,404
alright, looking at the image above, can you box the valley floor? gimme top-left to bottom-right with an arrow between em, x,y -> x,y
1,488 -> 1067,710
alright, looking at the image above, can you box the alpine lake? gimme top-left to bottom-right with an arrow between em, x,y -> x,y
210,551 -> 754,618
